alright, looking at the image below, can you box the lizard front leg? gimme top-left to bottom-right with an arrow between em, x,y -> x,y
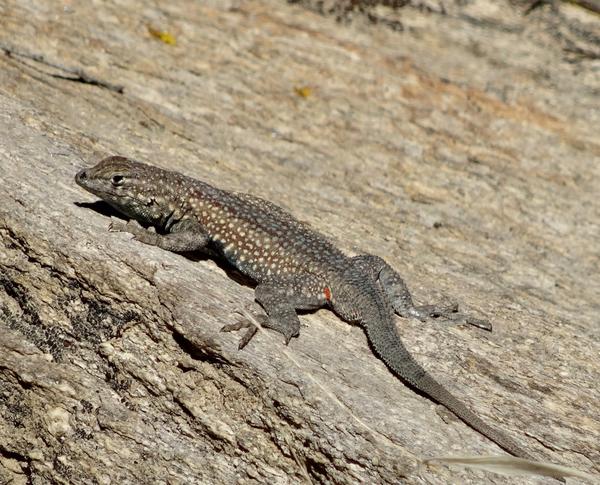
109,218 -> 210,252
353,254 -> 492,331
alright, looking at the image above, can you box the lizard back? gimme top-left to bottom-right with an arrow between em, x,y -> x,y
184,183 -> 346,281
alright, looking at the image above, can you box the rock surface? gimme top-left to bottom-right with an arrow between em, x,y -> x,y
0,1 -> 598,483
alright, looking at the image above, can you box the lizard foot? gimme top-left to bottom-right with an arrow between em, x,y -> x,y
109,218 -> 149,235
410,303 -> 492,331
221,312 -> 267,349
411,302 -> 459,320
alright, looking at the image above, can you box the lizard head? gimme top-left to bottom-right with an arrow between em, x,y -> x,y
75,156 -> 174,225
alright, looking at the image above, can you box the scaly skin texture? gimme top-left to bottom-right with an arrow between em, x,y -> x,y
75,156 -> 530,458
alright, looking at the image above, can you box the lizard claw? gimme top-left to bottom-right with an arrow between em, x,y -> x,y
221,312 -> 266,349
224,323 -> 258,350
409,302 -> 492,331
283,331 -> 299,345
108,217 -> 128,233
410,302 -> 458,321
109,219 -> 154,244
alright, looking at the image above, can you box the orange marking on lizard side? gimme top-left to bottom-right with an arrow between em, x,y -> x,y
323,287 -> 332,301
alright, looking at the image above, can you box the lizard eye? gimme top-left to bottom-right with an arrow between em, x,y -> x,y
111,175 -> 125,186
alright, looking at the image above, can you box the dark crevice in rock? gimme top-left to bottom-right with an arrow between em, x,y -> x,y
0,272 -> 67,360
71,295 -> 139,345
103,359 -> 132,393
0,445 -> 32,483
0,42 -> 124,93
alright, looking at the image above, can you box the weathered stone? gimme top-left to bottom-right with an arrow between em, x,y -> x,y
0,1 -> 598,483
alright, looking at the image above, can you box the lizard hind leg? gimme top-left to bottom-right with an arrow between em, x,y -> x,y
254,275 -> 329,344
222,274 -> 328,348
354,254 -> 492,331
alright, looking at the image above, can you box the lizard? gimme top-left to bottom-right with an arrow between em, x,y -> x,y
75,155 -> 531,458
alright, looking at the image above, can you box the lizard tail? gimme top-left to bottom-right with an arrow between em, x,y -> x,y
363,319 -> 532,459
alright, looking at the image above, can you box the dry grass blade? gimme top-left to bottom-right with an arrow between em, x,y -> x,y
423,456 -> 597,481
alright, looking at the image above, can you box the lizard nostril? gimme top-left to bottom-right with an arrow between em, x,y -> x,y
76,170 -> 87,182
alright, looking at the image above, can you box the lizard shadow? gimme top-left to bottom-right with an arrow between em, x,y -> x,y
75,200 -> 117,219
